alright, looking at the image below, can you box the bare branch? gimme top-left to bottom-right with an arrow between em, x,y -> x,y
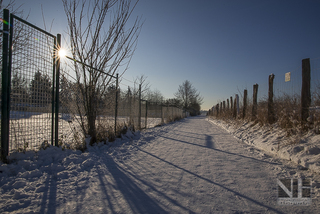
62,0 -> 142,142
174,80 -> 203,115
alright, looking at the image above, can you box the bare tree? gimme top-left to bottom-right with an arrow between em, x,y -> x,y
0,0 -> 23,15
165,98 -> 181,107
0,0 -> 27,66
145,88 -> 163,104
0,0 -> 32,108
62,0 -> 142,143
134,74 -> 150,98
174,80 -> 203,115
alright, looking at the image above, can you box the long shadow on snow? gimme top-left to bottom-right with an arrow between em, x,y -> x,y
94,163 -> 120,213
206,135 -> 214,148
39,175 -> 57,214
116,162 -> 194,213
103,155 -> 168,213
171,130 -> 224,144
136,147 -> 285,214
159,135 -> 280,166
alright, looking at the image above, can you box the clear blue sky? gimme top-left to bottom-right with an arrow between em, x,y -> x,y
8,0 -> 320,110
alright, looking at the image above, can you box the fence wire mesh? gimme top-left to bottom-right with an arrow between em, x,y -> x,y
58,72 -> 85,149
117,92 -> 140,130
57,62 -> 186,148
1,10 -> 185,156
8,16 -> 56,152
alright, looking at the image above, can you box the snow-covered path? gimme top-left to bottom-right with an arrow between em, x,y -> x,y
1,116 -> 319,213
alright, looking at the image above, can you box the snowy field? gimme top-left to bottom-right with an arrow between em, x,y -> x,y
9,112 -> 53,151
8,112 -> 164,151
0,115 -> 320,213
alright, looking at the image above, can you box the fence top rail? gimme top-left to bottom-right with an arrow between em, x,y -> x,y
65,56 -> 117,79
10,13 -> 56,39
138,99 -> 181,108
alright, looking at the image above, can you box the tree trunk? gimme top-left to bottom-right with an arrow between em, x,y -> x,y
88,87 -> 97,145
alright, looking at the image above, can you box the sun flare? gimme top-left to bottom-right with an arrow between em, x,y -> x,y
58,48 -> 67,58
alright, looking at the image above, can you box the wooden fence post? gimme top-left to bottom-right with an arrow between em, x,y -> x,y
216,103 -> 219,117
227,99 -> 229,110
243,89 -> 247,119
268,74 -> 275,124
230,96 -> 233,112
233,96 -> 237,118
236,94 -> 239,117
252,84 -> 258,121
301,58 -> 311,122
223,101 -> 226,111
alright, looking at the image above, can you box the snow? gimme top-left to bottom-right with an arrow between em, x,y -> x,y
8,112 -> 165,152
0,115 -> 320,213
207,118 -> 320,173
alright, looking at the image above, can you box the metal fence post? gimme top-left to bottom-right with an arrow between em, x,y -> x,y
115,73 -> 119,135
171,105 -> 173,120
138,84 -> 141,130
1,9 -> 10,161
161,104 -> 164,124
54,34 -> 61,147
128,86 -> 132,126
145,101 -> 148,128
51,35 -> 57,146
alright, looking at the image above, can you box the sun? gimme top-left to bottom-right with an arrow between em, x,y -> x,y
58,48 -> 67,58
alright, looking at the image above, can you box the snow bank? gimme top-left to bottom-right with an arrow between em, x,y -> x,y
207,118 -> 320,174
0,128 -> 143,213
